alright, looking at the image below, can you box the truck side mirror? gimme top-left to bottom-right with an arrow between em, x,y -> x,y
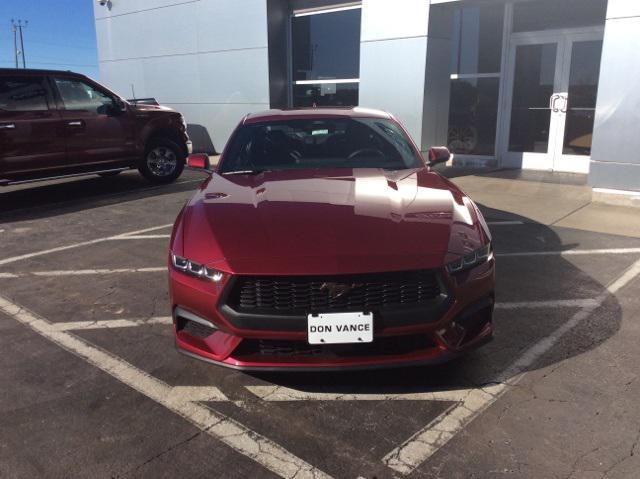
427,146 -> 451,166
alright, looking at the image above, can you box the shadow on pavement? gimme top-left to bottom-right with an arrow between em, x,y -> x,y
0,170 -> 205,222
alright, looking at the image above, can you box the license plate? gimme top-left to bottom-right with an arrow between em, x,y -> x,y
307,312 -> 373,345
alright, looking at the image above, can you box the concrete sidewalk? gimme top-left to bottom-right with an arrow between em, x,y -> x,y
444,168 -> 640,238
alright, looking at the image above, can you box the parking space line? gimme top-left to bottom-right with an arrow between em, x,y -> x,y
50,316 -> 172,331
0,295 -> 332,479
495,299 -> 598,309
0,223 -> 173,266
382,257 -> 640,475
246,385 -> 468,402
498,247 -> 640,257
31,267 -> 166,277
108,234 -> 171,240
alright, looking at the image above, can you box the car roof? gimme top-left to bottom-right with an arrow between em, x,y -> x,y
243,107 -> 393,124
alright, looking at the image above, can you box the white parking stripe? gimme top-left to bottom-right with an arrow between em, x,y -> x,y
109,234 -> 171,240
498,247 -> 640,257
0,223 -> 173,266
0,273 -> 19,278
246,385 -> 467,402
495,299 -> 598,309
382,257 -> 640,475
50,316 -> 172,331
0,296 -> 332,479
31,267 -> 166,277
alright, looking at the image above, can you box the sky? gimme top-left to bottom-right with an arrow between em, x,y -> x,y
0,0 -> 99,79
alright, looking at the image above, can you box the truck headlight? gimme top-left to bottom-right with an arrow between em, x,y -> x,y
171,254 -> 224,282
446,244 -> 492,274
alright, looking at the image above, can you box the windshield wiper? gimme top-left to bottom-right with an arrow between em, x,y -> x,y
221,169 -> 270,176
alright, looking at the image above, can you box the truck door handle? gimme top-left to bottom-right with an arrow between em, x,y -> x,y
0,123 -> 16,129
67,120 -> 84,127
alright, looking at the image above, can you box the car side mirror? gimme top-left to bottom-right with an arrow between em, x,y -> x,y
427,146 -> 451,166
187,153 -> 213,173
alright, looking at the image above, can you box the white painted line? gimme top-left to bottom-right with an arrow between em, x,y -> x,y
166,386 -> 229,405
486,221 -> 524,226
246,385 -> 468,403
31,267 -> 166,277
382,257 -> 640,475
50,316 -> 172,331
495,299 -> 599,310
0,296 -> 332,479
108,234 -> 171,240
498,248 -> 640,257
0,223 -> 173,266
0,272 -> 18,278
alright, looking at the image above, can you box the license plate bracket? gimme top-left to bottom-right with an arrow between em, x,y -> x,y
307,312 -> 373,345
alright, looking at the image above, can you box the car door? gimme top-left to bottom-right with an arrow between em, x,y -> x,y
51,76 -> 136,168
0,74 -> 66,179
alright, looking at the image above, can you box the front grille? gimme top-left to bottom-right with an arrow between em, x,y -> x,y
226,270 -> 442,315
232,335 -> 436,360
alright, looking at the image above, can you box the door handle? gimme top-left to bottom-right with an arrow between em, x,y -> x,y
0,123 -> 16,130
67,121 -> 84,127
550,94 -> 563,113
560,94 -> 568,113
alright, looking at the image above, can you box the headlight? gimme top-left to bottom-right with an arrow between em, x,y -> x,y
171,254 -> 224,282
446,243 -> 492,274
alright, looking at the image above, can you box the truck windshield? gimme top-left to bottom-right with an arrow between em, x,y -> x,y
219,118 -> 424,174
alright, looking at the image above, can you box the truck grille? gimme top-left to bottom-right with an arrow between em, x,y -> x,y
226,269 -> 442,315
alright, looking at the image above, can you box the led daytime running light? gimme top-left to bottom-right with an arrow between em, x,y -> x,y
172,254 -> 224,282
446,244 -> 492,274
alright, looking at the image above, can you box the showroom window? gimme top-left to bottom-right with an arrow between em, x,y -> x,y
291,4 -> 361,107
447,4 -> 504,156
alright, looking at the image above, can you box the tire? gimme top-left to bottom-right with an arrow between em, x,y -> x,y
139,138 -> 185,184
98,171 -> 122,177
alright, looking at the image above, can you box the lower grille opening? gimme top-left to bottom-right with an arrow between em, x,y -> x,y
176,317 -> 216,339
232,335 -> 437,360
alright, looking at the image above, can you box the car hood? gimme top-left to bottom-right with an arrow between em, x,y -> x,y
181,168 -> 488,275
130,103 -> 177,114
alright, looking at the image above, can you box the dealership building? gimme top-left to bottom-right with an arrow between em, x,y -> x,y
94,0 -> 640,199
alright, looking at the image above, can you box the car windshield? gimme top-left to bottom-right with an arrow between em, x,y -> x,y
219,117 -> 423,174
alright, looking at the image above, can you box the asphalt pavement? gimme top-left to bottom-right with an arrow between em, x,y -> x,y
1,168 -> 639,479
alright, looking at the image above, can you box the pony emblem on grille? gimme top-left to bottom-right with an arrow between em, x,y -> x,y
320,282 -> 363,299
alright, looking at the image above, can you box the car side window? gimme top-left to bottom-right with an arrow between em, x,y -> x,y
54,78 -> 114,115
0,76 -> 50,112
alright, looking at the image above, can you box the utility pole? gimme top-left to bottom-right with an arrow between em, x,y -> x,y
11,19 -> 28,68
11,20 -> 18,68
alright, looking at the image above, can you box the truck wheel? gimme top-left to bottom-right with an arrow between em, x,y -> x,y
139,138 -> 185,184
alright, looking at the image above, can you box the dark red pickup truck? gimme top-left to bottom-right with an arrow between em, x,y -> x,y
0,68 -> 192,186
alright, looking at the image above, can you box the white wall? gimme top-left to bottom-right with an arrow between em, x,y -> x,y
358,0 -> 430,146
589,0 -> 640,191
93,0 -> 271,153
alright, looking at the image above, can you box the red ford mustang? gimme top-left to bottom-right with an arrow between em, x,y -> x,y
169,108 -> 495,370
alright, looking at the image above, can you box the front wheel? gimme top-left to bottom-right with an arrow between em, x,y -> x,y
139,138 -> 185,184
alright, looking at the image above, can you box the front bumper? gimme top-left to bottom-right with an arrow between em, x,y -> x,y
169,259 -> 495,370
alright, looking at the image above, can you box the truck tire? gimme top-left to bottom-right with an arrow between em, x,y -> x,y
139,138 -> 185,184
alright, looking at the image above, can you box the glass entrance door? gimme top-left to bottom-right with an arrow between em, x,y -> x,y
501,29 -> 603,173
